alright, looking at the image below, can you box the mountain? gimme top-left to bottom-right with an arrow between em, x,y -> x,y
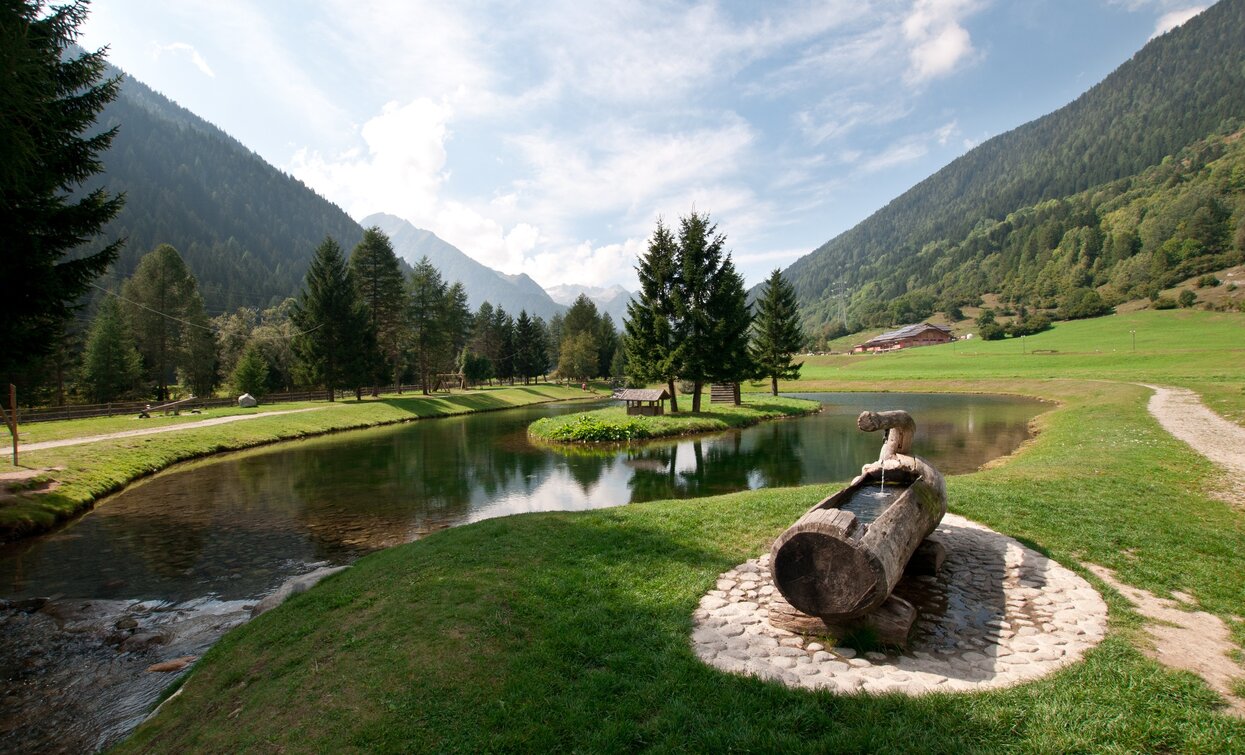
785,0 -> 1245,333
546,284 -> 635,323
84,62 -> 365,312
362,213 -> 566,320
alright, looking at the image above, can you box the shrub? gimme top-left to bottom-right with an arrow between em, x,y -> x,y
1178,289 -> 1198,308
1153,296 -> 1178,310
1196,275 -> 1220,288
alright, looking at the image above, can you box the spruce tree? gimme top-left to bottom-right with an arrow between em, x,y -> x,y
672,211 -> 726,412
121,244 -> 214,400
623,218 -> 680,410
230,342 -> 269,398
407,256 -> 449,394
707,255 -> 753,399
292,237 -> 370,401
1,0 -> 125,384
751,268 -> 804,395
349,227 -> 406,393
79,296 -> 141,403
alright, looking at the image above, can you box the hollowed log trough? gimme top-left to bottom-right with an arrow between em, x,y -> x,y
769,410 -> 947,645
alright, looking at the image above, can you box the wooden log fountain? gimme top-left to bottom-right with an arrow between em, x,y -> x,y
768,410 -> 947,644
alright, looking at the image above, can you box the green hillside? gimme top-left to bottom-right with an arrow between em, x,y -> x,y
82,65 -> 366,312
787,0 -> 1245,335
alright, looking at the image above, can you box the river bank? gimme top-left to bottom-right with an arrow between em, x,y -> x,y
0,384 -> 597,542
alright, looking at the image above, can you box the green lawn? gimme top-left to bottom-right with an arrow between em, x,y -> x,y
528,394 -> 820,442
1,384 -> 595,540
115,311 -> 1245,752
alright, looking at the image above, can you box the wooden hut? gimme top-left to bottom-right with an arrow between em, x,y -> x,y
619,388 -> 670,416
710,382 -> 741,405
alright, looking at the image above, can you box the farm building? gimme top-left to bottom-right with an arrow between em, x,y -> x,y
851,322 -> 954,353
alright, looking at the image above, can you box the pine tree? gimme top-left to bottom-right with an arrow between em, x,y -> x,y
596,313 -> 619,380
707,255 -> 753,398
407,256 -> 449,394
349,227 -> 406,393
1,0 -> 125,384
121,244 -> 215,400
292,237 -> 371,401
230,342 -> 269,398
79,296 -> 141,402
751,269 -> 803,395
672,212 -> 726,412
623,218 -> 680,410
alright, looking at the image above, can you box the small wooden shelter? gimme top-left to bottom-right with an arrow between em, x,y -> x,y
619,388 -> 670,416
710,382 -> 740,405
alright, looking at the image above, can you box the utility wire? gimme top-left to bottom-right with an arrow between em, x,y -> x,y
88,282 -> 323,340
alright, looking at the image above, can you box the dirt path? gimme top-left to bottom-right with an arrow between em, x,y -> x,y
1097,384 -> 1245,717
1145,384 -> 1245,508
18,407 -> 324,453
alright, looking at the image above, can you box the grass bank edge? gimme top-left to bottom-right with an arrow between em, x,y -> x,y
118,379 -> 1245,752
0,384 -> 596,542
528,394 -> 822,443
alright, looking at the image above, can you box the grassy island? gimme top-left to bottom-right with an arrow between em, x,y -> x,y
527,394 -> 822,442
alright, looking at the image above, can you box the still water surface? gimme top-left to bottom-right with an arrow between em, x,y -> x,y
0,392 -> 1044,604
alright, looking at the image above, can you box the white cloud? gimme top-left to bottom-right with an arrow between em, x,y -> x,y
902,0 -> 983,83
290,98 -> 453,226
151,42 -> 214,77
1150,6 -> 1208,37
858,120 -> 961,173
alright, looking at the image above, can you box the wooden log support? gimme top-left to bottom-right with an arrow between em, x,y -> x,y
770,409 -> 948,629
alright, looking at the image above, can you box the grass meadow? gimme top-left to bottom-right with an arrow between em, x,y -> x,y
108,309 -> 1245,752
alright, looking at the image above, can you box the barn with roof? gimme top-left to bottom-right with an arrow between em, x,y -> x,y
851,322 -> 954,353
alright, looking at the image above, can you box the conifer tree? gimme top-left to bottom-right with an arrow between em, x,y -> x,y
707,256 -> 753,398
79,296 -> 141,403
230,342 -> 270,398
672,212 -> 727,412
122,244 -> 215,400
349,227 -> 406,394
407,256 -> 451,394
751,268 -> 804,395
1,0 -> 125,384
623,218 -> 680,410
292,237 -> 370,401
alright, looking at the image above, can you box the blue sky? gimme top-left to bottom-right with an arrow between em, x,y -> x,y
79,1 -> 1209,291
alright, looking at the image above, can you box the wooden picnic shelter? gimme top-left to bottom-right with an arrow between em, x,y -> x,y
619,388 -> 670,416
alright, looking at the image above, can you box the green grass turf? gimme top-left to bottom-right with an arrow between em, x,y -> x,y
114,310 -> 1245,752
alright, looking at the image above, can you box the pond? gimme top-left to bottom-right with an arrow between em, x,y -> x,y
0,391 -> 1045,752
0,392 -> 1044,604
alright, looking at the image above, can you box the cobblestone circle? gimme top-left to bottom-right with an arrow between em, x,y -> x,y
691,514 -> 1107,695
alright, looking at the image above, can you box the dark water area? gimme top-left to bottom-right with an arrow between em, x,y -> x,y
0,392 -> 1044,752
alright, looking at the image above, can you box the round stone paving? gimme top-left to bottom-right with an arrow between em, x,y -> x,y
691,513 -> 1108,695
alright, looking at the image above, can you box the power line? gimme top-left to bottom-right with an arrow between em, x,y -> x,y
88,282 -> 323,340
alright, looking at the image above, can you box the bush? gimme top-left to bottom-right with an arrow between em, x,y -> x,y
1153,296 -> 1178,310
1178,289 -> 1198,308
979,322 -> 1007,341
1196,275 -> 1220,288
531,413 -> 649,442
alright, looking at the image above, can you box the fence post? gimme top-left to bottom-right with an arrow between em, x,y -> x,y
1,384 -> 18,466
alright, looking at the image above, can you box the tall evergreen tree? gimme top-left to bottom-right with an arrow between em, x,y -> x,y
349,227 -> 406,394
121,244 -> 214,400
672,212 -> 727,412
624,218 -> 680,411
493,307 -> 516,384
596,313 -> 619,380
78,295 -> 141,402
513,310 -> 541,384
230,341 -> 270,398
291,237 -> 370,401
706,255 -> 753,397
407,256 -> 450,395
751,268 -> 804,395
1,0 -> 125,385
443,282 -> 473,367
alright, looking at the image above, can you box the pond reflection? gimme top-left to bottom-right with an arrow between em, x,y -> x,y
0,392 -> 1044,604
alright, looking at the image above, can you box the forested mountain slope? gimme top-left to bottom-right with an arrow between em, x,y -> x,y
84,63 -> 365,312
786,0 -> 1245,333
363,213 -> 566,320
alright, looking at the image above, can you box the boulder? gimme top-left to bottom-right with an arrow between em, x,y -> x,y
237,393 -> 258,408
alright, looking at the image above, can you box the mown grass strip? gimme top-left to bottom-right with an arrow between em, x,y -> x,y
0,385 -> 593,541
116,377 -> 1245,753
528,395 -> 821,443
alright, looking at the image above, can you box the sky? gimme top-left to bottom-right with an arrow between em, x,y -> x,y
78,1 -> 1211,292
